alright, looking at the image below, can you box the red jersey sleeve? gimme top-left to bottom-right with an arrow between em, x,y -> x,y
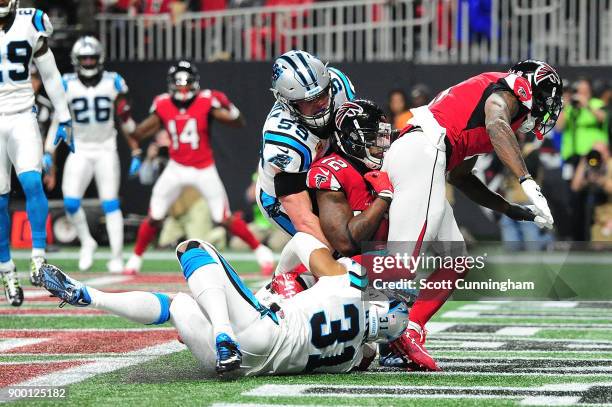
307,164 -> 342,191
210,90 -> 232,109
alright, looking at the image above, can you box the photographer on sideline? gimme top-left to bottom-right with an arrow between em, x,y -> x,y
556,77 -> 609,240
570,143 -> 612,241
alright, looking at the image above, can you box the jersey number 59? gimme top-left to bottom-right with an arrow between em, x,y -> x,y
168,118 -> 200,150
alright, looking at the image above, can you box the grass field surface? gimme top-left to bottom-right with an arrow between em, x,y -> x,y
1,248 -> 612,406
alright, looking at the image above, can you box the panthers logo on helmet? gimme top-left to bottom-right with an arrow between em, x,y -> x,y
335,101 -> 364,131
271,63 -> 283,85
534,63 -> 560,85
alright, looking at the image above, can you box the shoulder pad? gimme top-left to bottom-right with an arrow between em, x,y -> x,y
328,67 -> 356,101
106,72 -> 129,94
502,73 -> 533,110
26,9 -> 53,36
307,164 -> 342,191
150,94 -> 170,114
262,130 -> 312,172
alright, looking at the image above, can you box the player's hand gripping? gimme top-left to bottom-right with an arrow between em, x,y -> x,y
54,120 -> 75,153
364,170 -> 393,203
520,178 -> 554,229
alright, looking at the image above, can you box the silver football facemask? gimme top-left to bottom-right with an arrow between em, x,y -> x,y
0,0 -> 17,18
271,50 -> 334,134
71,36 -> 105,78
367,298 -> 409,343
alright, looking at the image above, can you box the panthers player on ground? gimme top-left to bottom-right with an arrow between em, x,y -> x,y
0,1 -> 73,305
43,36 -> 139,273
382,60 -> 563,370
124,61 -> 274,275
257,50 -> 355,240
41,233 -> 409,375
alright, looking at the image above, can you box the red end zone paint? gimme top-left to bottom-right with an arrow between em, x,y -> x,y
0,330 -> 178,354
0,361 -> 91,387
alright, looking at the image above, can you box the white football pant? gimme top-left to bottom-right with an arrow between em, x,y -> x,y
0,111 -> 42,194
149,160 -> 230,222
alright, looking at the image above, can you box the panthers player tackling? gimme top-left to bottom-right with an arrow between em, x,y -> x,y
0,0 -> 73,306
40,233 -> 409,375
381,60 -> 563,370
44,36 -> 140,273
124,61 -> 274,275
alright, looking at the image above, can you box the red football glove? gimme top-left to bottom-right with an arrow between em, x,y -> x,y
364,170 -> 393,202
116,98 -> 132,122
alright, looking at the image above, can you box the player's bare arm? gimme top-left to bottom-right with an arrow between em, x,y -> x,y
130,113 -> 163,142
317,189 -> 389,256
211,106 -> 246,128
279,191 -> 331,247
485,91 -> 529,178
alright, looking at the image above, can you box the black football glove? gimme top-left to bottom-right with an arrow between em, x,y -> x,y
505,203 -> 536,221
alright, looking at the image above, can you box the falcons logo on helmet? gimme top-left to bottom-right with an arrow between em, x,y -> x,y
534,63 -> 560,85
335,101 -> 364,130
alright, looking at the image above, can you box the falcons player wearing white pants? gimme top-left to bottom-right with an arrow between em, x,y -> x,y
40,232 -> 411,375
45,36 -> 140,273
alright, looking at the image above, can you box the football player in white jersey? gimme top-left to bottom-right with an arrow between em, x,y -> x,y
258,51 -> 355,239
0,1 -> 73,305
44,36 -> 139,273
41,233 -> 409,375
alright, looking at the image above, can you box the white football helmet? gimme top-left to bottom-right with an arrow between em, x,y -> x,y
0,0 -> 17,18
367,297 -> 409,343
71,36 -> 105,78
271,50 -> 334,135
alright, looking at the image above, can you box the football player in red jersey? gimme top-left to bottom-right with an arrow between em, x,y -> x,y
306,100 -> 393,256
124,61 -> 274,275
383,60 -> 563,371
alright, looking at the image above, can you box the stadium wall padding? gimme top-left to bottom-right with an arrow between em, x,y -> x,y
98,62 -> 607,236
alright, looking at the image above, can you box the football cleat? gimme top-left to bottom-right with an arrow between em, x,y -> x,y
78,239 -> 98,271
123,254 -> 142,275
1,266 -> 23,307
378,343 -> 407,368
215,333 -> 242,374
40,264 -> 91,307
29,256 -> 47,286
390,325 -> 441,372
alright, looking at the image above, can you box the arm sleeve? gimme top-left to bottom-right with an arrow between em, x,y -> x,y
35,50 -> 71,123
274,172 -> 308,197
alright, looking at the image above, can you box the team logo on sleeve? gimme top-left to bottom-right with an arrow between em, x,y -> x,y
268,154 -> 293,170
314,169 -> 330,188
335,101 -> 363,130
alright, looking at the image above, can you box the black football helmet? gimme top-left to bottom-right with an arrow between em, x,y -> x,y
167,60 -> 200,103
334,99 -> 392,170
509,59 -> 563,137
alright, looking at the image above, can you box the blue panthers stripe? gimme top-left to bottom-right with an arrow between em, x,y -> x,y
33,10 -> 45,32
150,293 -> 171,325
264,131 -> 311,171
258,190 -> 297,236
114,73 -> 124,92
273,212 -> 297,236
179,248 -> 217,280
349,272 -> 368,289
217,251 -> 279,324
329,68 -> 355,101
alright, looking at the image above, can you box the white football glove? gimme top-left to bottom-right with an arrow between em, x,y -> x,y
521,179 -> 554,229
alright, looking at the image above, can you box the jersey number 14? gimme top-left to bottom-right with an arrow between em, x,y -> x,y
168,119 -> 200,150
